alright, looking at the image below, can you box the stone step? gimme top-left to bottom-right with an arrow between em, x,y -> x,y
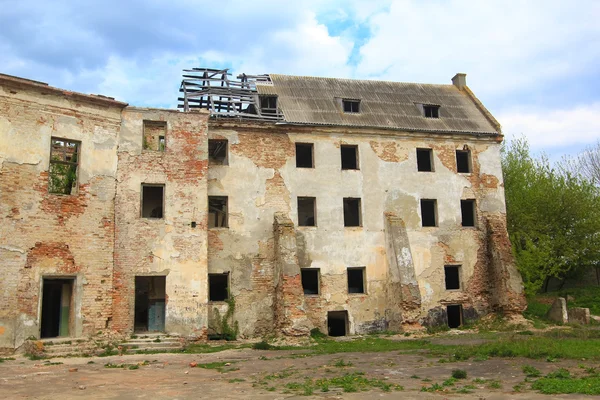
121,341 -> 181,349
123,338 -> 180,344
128,346 -> 184,354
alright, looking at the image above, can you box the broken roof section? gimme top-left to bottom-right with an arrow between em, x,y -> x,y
179,68 -> 500,134
178,68 -> 284,121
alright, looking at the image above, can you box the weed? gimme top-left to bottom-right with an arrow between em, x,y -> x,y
451,369 -> 467,379
487,380 -> 502,389
522,365 -> 541,377
259,355 -> 269,360
332,359 -> 353,367
310,328 -> 326,339
153,338 -> 161,343
43,361 -> 63,365
546,368 -> 571,379
0,357 -> 15,362
87,361 -> 95,364
442,377 -> 457,387
252,341 -> 276,350
421,383 -> 444,392
228,378 -> 245,383
128,365 -> 139,370
456,387 -> 474,393
410,374 -> 420,379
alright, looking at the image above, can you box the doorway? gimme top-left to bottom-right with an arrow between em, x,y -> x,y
327,311 -> 349,337
134,276 -> 166,332
40,278 -> 74,338
447,304 -> 463,328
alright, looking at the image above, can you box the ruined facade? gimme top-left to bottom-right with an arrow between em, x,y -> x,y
0,70 -> 526,351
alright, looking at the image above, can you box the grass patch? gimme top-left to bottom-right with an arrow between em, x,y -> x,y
104,361 -> 148,369
0,357 -> 15,362
522,365 -> 542,377
196,361 -> 238,373
286,372 -> 402,394
185,343 -> 249,354
532,377 -> 600,395
332,358 -> 353,367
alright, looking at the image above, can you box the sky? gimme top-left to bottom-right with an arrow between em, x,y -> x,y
1,0 -> 599,159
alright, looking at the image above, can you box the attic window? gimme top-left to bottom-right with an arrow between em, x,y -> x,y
260,96 -> 278,114
423,105 -> 440,118
342,99 -> 360,113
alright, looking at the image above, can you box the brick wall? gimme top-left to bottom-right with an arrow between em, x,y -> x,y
113,108 -> 209,337
0,81 -> 123,349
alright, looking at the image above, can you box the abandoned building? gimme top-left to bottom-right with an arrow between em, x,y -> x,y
0,69 -> 526,351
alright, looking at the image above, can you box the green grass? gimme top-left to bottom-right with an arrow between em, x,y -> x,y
451,369 -> 467,379
522,365 -> 542,377
532,377 -> 600,395
196,361 -> 239,373
185,343 -> 250,354
286,372 -> 403,394
0,357 -> 15,363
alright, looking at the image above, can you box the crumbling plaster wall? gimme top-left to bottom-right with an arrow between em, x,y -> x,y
0,83 -> 122,350
113,108 -> 209,338
208,121 -> 524,335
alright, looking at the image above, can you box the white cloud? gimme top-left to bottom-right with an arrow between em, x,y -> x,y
355,0 -> 600,97
498,104 -> 600,150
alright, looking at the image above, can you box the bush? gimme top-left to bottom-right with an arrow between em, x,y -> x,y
451,369 -> 467,379
252,341 -> 273,350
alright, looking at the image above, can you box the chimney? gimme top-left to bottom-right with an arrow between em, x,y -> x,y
452,73 -> 467,90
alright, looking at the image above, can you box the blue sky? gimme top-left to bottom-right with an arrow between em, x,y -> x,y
1,0 -> 599,158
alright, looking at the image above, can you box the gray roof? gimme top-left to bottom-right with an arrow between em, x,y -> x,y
257,74 -> 499,134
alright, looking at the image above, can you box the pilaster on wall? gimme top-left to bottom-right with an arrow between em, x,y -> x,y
273,212 -> 312,336
384,214 -> 422,330
485,216 -> 527,315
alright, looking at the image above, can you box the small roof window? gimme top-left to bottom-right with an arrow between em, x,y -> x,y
423,104 -> 440,118
342,99 -> 360,113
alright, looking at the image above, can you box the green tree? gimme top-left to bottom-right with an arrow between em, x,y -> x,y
502,137 -> 600,294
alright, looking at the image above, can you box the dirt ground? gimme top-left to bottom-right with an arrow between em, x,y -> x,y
1,345 -> 597,399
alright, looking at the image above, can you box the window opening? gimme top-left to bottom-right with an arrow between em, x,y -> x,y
301,268 -> 319,295
209,139 -> 228,165
209,273 -> 229,301
141,185 -> 164,219
423,105 -> 440,118
296,143 -> 314,168
260,96 -> 278,115
343,198 -> 361,227
143,120 -> 167,151
208,196 -> 228,228
456,150 -> 471,173
49,138 -> 80,195
298,197 -> 316,227
327,311 -> 348,336
342,99 -> 360,113
416,148 -> 433,172
461,199 -> 476,227
447,305 -> 462,328
341,145 -> 359,170
347,267 -> 365,294
444,266 -> 460,290
40,278 -> 74,338
134,276 -> 166,332
420,199 -> 437,227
